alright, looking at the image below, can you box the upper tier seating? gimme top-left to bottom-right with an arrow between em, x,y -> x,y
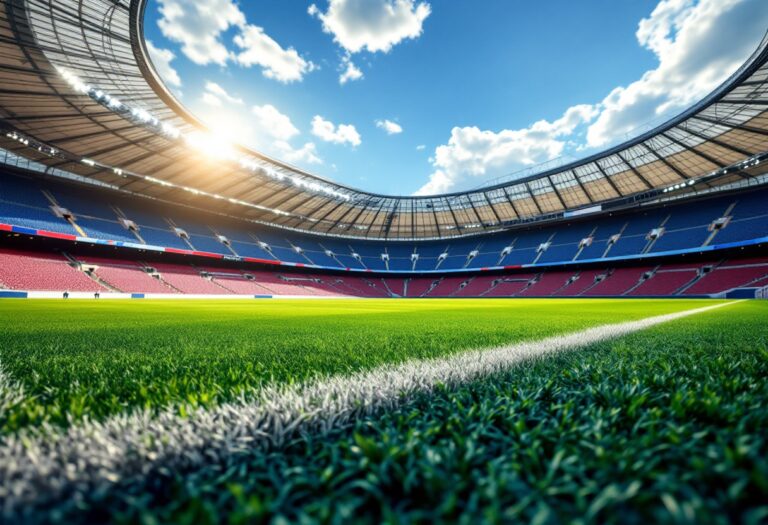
76,217 -> 138,243
0,201 -> 76,233
0,175 -> 51,208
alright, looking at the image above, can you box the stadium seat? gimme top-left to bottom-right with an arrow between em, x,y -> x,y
78,257 -> 176,293
0,249 -> 105,292
684,259 -> 768,295
151,263 -> 233,294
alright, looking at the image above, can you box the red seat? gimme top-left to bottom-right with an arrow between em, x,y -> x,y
0,249 -> 105,292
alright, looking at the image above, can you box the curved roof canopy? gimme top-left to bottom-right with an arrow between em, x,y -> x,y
1,0 -> 768,240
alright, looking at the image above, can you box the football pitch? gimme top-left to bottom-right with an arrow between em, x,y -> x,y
1,298 -> 767,523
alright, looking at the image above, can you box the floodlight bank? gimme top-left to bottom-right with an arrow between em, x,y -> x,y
0,301 -> 738,516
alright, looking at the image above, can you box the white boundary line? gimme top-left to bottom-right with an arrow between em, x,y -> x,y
0,301 -> 740,515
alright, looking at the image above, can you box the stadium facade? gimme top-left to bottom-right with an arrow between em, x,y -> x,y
0,0 -> 767,298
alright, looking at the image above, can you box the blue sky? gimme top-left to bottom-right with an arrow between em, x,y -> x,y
144,0 -> 768,195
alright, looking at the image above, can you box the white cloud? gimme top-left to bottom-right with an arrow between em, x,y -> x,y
201,92 -> 223,107
156,0 -> 314,82
416,144 -> 426,151
274,141 -> 323,165
309,0 -> 431,54
376,119 -> 403,135
252,104 -> 300,141
234,25 -> 316,83
587,0 -> 768,147
145,40 -> 182,88
415,105 -> 598,195
311,116 -> 362,146
416,0 -> 768,194
339,55 -> 363,84
156,0 -> 244,66
201,81 -> 243,107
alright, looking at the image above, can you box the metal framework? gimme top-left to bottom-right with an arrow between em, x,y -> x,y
0,0 -> 768,240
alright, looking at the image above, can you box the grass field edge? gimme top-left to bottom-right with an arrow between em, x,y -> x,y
0,300 -> 743,517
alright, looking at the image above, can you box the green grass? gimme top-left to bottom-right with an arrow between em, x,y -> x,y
90,300 -> 766,525
0,298 -> 715,433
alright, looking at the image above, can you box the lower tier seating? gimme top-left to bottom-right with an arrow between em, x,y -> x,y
150,263 -> 233,295
629,265 -> 701,296
1,248 -> 766,298
583,267 -> 652,297
0,249 -> 104,292
684,260 -> 768,295
77,256 -> 176,293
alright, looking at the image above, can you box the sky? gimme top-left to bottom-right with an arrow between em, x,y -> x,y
143,0 -> 768,196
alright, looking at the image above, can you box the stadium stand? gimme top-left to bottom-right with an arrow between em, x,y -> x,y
0,249 -> 104,292
0,4 -> 767,305
1,243 -> 767,298
1,172 -> 767,298
77,256 -> 175,294
2,172 -> 768,278
212,275 -> 276,295
684,258 -> 768,295
426,277 -> 468,297
405,277 -> 439,297
383,278 -> 407,297
484,275 -> 536,297
519,272 -> 573,296
583,267 -> 653,297
150,264 -> 232,295
454,276 -> 496,297
629,264 -> 703,296
553,270 -> 605,297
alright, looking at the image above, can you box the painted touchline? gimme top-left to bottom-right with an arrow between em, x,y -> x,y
0,301 -> 740,517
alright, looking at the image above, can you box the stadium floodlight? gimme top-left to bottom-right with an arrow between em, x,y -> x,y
57,68 -> 91,94
54,68 -> 356,204
160,123 -> 181,140
82,158 -> 96,167
107,97 -> 123,109
185,131 -> 237,161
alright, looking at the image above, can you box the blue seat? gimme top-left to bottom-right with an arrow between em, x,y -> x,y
0,201 -> 76,233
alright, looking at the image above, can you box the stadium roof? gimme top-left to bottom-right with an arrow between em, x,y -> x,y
1,0 -> 768,240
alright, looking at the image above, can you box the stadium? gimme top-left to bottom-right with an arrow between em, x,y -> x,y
0,0 -> 766,522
